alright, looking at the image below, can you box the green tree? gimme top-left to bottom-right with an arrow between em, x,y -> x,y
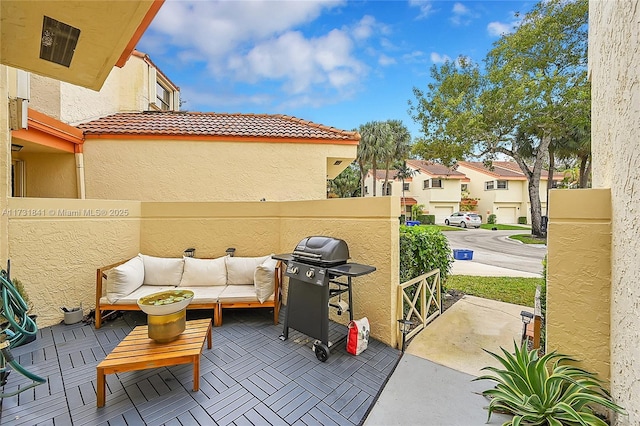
381,120 -> 412,195
410,0 -> 588,237
358,121 -> 392,197
394,161 -> 417,218
328,163 -> 361,198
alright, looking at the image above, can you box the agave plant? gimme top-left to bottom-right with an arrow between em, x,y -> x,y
475,342 -> 626,426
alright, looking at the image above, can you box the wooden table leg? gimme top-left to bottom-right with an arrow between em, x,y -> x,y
207,321 -> 212,349
193,356 -> 199,391
97,367 -> 105,407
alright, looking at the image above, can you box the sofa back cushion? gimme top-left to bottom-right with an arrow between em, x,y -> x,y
226,255 -> 271,285
179,256 -> 227,287
106,255 -> 144,303
254,258 -> 278,303
140,254 -> 184,286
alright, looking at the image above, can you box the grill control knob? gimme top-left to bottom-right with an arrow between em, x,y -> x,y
290,266 -> 299,274
306,270 -> 315,278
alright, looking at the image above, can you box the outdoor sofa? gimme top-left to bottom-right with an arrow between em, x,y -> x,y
95,254 -> 282,328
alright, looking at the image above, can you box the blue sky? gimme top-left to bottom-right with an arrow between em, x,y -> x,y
138,0 -> 535,139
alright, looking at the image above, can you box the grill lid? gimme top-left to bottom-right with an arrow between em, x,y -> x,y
292,236 -> 349,265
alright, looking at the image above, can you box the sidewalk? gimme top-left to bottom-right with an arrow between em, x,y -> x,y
365,261 -> 534,425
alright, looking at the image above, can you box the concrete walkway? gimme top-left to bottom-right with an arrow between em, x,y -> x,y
365,261 -> 536,425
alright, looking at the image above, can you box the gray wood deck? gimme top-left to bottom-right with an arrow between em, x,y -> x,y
0,308 -> 399,425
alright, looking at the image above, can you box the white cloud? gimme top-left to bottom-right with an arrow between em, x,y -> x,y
430,52 -> 451,64
139,0 -> 373,105
487,21 -> 513,37
450,2 -> 476,26
409,0 -> 435,20
378,54 -> 396,66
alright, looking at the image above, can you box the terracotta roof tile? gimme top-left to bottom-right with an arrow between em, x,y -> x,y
458,161 -> 562,180
406,159 -> 467,178
78,111 -> 360,142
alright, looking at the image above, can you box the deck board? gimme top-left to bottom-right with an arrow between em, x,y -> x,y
0,308 -> 399,425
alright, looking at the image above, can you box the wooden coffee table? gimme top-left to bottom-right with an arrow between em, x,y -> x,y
96,318 -> 212,407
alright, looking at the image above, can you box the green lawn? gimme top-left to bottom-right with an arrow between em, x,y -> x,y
445,275 -> 543,306
509,234 -> 547,244
479,224 -> 530,230
408,224 -> 465,231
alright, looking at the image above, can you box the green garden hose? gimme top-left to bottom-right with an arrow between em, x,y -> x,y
0,266 -> 46,397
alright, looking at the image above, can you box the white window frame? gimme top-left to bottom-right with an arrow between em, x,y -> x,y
403,182 -> 410,191
383,182 -> 392,196
497,180 -> 508,189
156,81 -> 171,111
431,178 -> 443,188
423,180 -> 430,189
485,181 -> 495,190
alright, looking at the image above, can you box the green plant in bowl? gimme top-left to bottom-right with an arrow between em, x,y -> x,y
137,289 -> 194,316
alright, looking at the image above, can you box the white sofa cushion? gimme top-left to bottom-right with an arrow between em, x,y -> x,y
106,255 -> 145,303
226,255 -> 271,285
180,286 -> 226,304
254,258 -> 278,303
219,285 -> 275,303
179,256 -> 226,287
141,254 -> 184,286
109,285 -> 175,305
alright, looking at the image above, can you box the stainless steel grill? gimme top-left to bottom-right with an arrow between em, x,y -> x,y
274,236 -> 375,362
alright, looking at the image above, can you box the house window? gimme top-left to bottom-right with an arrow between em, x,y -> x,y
485,181 -> 495,190
431,179 -> 442,188
364,185 -> 369,195
383,182 -> 392,196
461,183 -> 468,192
156,82 -> 171,111
497,180 -> 508,189
403,183 -> 410,191
423,180 -> 429,189
551,180 -> 558,188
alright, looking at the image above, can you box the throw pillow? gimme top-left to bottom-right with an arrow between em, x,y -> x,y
140,254 -> 184,286
179,256 -> 227,287
106,255 -> 144,303
226,254 -> 271,285
254,258 -> 278,303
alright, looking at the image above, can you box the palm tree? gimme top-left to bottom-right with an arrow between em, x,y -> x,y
395,161 -> 417,220
359,121 -> 391,196
382,120 -> 412,193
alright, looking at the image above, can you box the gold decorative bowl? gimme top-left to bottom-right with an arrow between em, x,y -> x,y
137,289 -> 194,316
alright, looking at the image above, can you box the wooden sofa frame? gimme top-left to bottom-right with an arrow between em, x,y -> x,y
95,259 -> 282,329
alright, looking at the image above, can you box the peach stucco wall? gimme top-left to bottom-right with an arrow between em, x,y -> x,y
1,65 -> 10,262
546,189 -> 611,383
589,1 -> 640,423
11,152 -> 78,198
7,197 -> 400,347
83,138 -> 356,202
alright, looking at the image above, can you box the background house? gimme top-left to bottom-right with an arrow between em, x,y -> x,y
457,161 -> 561,224
363,159 -> 468,223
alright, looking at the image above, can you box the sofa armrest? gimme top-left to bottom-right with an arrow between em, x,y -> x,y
95,258 -> 135,327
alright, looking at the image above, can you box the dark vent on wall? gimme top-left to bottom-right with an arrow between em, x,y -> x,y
39,16 -> 80,67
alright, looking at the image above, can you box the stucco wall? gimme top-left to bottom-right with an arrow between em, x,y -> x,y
83,138 -> 356,202
15,153 -> 77,198
7,198 -> 141,327
589,1 -> 640,423
140,197 -> 400,347
547,189 -> 611,383
1,66 -> 10,262
6,196 -> 399,345
29,55 -> 150,125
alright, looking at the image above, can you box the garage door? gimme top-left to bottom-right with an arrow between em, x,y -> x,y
435,206 -> 454,224
497,207 -> 517,224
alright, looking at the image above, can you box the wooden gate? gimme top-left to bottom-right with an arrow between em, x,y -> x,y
397,269 -> 442,345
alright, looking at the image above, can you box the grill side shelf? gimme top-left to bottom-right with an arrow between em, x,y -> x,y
326,263 -> 376,277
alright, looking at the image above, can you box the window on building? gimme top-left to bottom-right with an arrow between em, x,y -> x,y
497,180 -> 508,189
485,181 -> 495,190
461,183 -> 468,192
403,182 -> 410,191
364,185 -> 369,195
156,82 -> 171,111
431,179 -> 442,188
423,180 -> 429,189
551,180 -> 558,188
383,182 -> 392,196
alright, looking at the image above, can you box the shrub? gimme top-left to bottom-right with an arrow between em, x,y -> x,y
399,225 -> 451,284
517,216 -> 527,224
419,214 -> 435,225
475,342 -> 626,426
488,214 -> 497,224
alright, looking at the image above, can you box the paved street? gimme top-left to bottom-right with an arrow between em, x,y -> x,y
444,228 -> 546,275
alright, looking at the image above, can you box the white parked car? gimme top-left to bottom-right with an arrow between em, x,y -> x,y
445,212 -> 482,228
